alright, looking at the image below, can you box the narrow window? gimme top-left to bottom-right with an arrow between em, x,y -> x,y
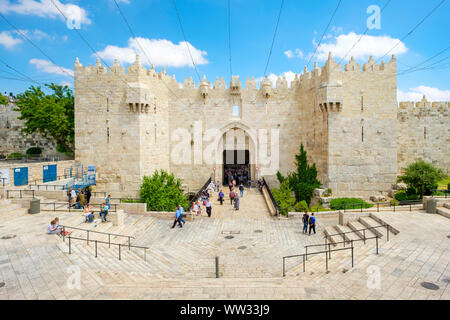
424,127 -> 426,140
106,98 -> 109,112
361,125 -> 364,142
361,96 -> 364,112
232,105 -> 240,117
107,127 -> 110,144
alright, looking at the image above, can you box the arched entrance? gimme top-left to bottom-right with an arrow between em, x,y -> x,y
215,123 -> 257,186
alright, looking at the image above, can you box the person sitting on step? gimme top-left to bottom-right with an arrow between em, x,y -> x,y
99,202 -> 109,222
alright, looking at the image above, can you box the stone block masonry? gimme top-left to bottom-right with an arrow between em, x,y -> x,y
73,53 -> 449,199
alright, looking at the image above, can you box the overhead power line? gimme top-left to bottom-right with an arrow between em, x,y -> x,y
227,0 -> 233,78
263,0 -> 285,77
172,0 -> 201,81
337,0 -> 391,65
307,0 -> 342,69
378,0 -> 447,62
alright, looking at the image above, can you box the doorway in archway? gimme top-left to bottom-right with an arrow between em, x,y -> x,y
222,150 -> 250,186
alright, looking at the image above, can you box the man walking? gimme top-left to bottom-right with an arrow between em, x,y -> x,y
178,204 -> 186,224
171,206 -> 183,228
309,213 -> 316,235
218,190 -> 224,205
302,210 -> 309,234
85,187 -> 91,204
206,199 -> 212,217
239,183 -> 244,198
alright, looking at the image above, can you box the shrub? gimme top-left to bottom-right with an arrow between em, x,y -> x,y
7,152 -> 25,159
448,182 -> 450,191
139,170 -> 189,212
26,147 -> 42,155
394,190 -> 407,201
398,160 -> 446,198
390,199 -> 399,206
323,188 -> 332,197
276,143 -> 321,205
310,205 -> 329,212
272,180 -> 295,216
294,200 -> 309,212
330,198 -> 373,210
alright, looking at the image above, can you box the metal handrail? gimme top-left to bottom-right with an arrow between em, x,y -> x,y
65,235 -> 148,262
61,224 -> 134,240
6,189 -> 35,198
0,177 -> 7,186
324,223 -> 392,241
40,202 -> 118,212
189,177 -> 212,208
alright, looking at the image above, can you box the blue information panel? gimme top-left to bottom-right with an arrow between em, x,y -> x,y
43,164 -> 57,183
14,167 -> 28,186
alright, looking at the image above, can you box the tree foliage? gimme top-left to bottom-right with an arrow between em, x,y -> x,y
0,94 -> 8,105
276,143 -> 321,205
271,180 -> 296,216
139,170 -> 189,212
397,160 -> 446,197
15,83 -> 74,152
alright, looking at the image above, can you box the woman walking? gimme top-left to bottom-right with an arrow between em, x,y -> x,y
234,193 -> 240,211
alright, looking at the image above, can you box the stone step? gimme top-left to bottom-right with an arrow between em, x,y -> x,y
444,202 -> 450,210
436,206 -> 450,219
347,220 -> 377,240
369,213 -> 400,235
359,216 -> 385,239
334,224 -> 362,242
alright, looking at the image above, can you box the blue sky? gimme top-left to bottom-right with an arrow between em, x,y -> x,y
0,0 -> 449,101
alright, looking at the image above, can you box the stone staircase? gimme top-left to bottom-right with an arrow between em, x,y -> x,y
436,202 -> 450,219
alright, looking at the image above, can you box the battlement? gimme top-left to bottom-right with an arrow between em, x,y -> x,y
74,52 -> 397,95
398,96 -> 449,110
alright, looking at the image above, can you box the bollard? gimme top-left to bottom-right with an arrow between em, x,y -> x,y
215,256 -> 219,278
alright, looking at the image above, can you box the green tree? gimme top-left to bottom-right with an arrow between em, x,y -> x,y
272,180 -> 296,216
277,143 -> 321,205
397,160 -> 446,198
139,170 -> 189,212
15,83 -> 74,153
0,94 -> 8,105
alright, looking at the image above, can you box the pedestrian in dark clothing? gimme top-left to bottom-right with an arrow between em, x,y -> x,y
309,213 -> 316,235
229,189 -> 235,205
218,190 -> 224,205
206,199 -> 212,217
302,211 -> 309,234
171,207 -> 183,228
85,187 -> 91,204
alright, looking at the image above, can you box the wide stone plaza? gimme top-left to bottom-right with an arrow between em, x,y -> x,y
0,187 -> 448,300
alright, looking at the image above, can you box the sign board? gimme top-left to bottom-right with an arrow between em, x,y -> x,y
88,165 -> 96,172
14,167 -> 28,186
0,169 -> 10,185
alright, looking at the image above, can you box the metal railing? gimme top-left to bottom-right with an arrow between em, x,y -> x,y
431,189 -> 449,198
28,174 -> 72,186
311,199 -> 423,213
282,223 -> 391,277
6,189 -> 35,198
29,184 -> 65,191
0,177 -> 7,187
40,202 -> 118,212
260,177 -> 279,216
61,225 -> 148,261
188,177 -> 212,208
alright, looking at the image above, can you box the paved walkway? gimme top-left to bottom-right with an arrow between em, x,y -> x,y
0,192 -> 449,300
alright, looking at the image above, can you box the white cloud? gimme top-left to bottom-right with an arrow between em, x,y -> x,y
29,58 -> 73,77
256,71 -> 299,88
0,0 -> 91,26
284,48 -> 303,59
312,32 -> 408,62
61,81 -> 72,87
96,37 -> 208,68
398,86 -> 450,102
0,31 -> 22,49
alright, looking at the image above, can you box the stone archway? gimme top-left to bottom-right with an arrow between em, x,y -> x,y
214,122 -> 257,185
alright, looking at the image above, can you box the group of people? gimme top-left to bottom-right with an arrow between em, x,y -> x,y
46,217 -> 72,237
224,167 -> 249,187
67,187 -> 111,223
302,211 -> 317,235
171,204 -> 186,228
67,186 -> 92,209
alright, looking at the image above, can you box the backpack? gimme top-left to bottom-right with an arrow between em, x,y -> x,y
309,216 -> 316,225
230,191 -> 235,198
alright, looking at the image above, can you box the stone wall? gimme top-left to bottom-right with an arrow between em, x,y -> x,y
398,97 -> 449,174
0,160 -> 75,187
0,102 -> 59,157
73,53 -> 447,199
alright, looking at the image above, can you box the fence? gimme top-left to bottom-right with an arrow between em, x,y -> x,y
282,223 -> 391,277
188,177 -> 212,208
310,199 -> 423,213
61,225 -> 148,261
6,189 -> 35,198
40,202 -> 118,212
